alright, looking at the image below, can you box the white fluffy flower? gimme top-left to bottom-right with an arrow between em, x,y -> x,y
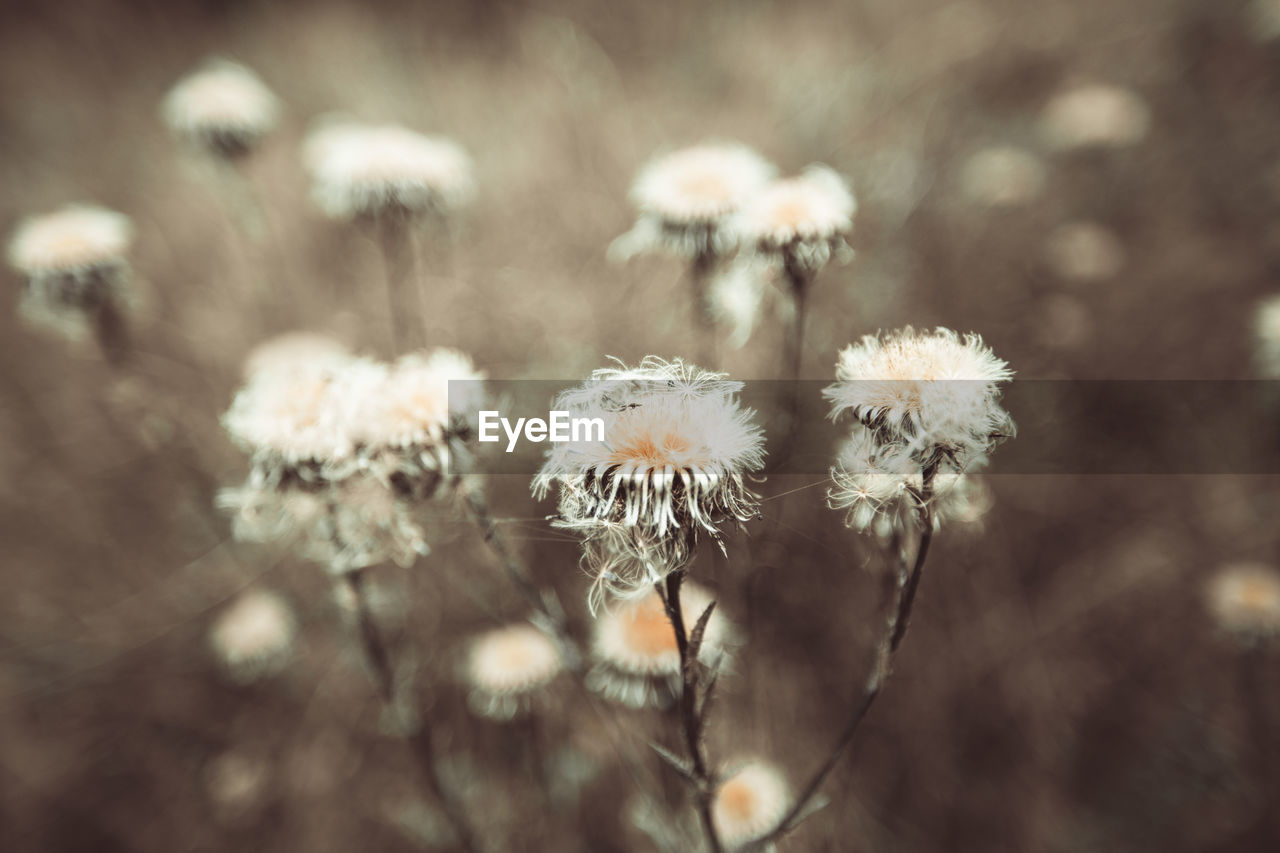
163,59 -> 279,158
611,143 -> 775,261
711,761 -> 791,849
1207,563 -> 1280,640
465,623 -> 565,720
1255,295 -> 1280,379
303,121 -> 475,219
534,357 -> 765,608
209,589 -> 297,682
825,327 -> 1014,466
8,205 -> 132,277
732,165 -> 855,274
222,357 -> 364,478
352,348 -> 485,450
585,582 -> 729,709
1041,85 -> 1150,150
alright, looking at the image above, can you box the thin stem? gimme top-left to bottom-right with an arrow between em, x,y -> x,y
341,570 -> 483,853
780,252 -> 813,461
748,464 -> 938,849
92,297 -> 131,367
377,213 -> 424,353
659,570 -> 723,853
690,246 -> 718,367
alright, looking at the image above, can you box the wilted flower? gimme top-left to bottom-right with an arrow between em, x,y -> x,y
711,760 -> 791,850
464,623 -> 565,720
585,582 -> 729,708
732,165 -> 856,276
209,589 -> 297,681
534,357 -> 765,608
1041,85 -> 1150,150
959,146 -> 1045,207
825,328 -> 1013,535
303,120 -> 475,220
163,59 -> 279,159
1254,295 -> 1280,379
610,143 -> 775,261
1207,563 -> 1280,641
825,327 -> 1013,467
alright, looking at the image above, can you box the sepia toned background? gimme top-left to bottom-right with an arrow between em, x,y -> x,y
3,0 -> 1280,850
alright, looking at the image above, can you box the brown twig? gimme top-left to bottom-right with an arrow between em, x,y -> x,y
658,568 -> 724,853
747,463 -> 938,849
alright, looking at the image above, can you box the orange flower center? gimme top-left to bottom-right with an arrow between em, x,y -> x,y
717,777 -> 759,823
1239,578 -> 1278,611
677,171 -> 733,203
620,596 -> 678,658
610,431 -> 696,468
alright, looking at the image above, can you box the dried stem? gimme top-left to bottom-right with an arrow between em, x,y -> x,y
690,245 -> 718,367
658,569 -> 723,853
377,212 -> 425,353
779,251 -> 813,460
340,569 -> 483,853
92,297 -> 131,367
748,463 -> 938,849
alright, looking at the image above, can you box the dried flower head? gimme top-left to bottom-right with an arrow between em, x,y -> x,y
163,59 -> 279,159
959,146 -> 1045,207
1207,563 -> 1280,641
1255,295 -> 1280,379
829,430 -> 993,539
711,760 -> 791,849
732,165 -> 856,275
465,623 -> 565,720
534,357 -> 765,608
825,327 -> 1013,468
611,143 -> 775,261
585,582 -> 729,708
1041,85 -> 1150,150
209,589 -> 297,681
303,120 -> 475,220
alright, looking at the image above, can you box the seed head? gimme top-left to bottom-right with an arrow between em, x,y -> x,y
163,59 -> 279,159
585,582 -> 729,708
209,588 -> 297,682
732,165 -> 855,276
534,357 -> 764,608
465,623 -> 565,720
1207,563 -> 1280,642
711,760 -> 791,849
611,143 -> 775,260
303,120 -> 475,220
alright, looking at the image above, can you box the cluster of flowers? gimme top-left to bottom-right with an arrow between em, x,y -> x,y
218,334 -> 484,573
611,142 -> 857,345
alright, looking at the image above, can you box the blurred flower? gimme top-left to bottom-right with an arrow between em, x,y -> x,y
243,332 -> 351,379
610,143 -> 775,261
8,204 -> 132,277
8,204 -> 136,347
1254,294 -> 1280,378
707,259 -> 771,349
1207,563 -> 1280,641
464,623 -> 565,720
585,583 -> 729,708
303,120 -> 475,220
204,752 -> 270,824
711,760 -> 791,850
163,59 -> 279,159
209,588 -> 297,682
1041,84 -> 1150,150
317,474 -> 430,572
825,327 -> 1013,466
732,165 -> 856,276
959,146 -> 1045,206
534,357 -> 764,608
1044,221 -> 1125,283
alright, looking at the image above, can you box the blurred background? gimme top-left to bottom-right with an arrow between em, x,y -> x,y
4,0 -> 1280,850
